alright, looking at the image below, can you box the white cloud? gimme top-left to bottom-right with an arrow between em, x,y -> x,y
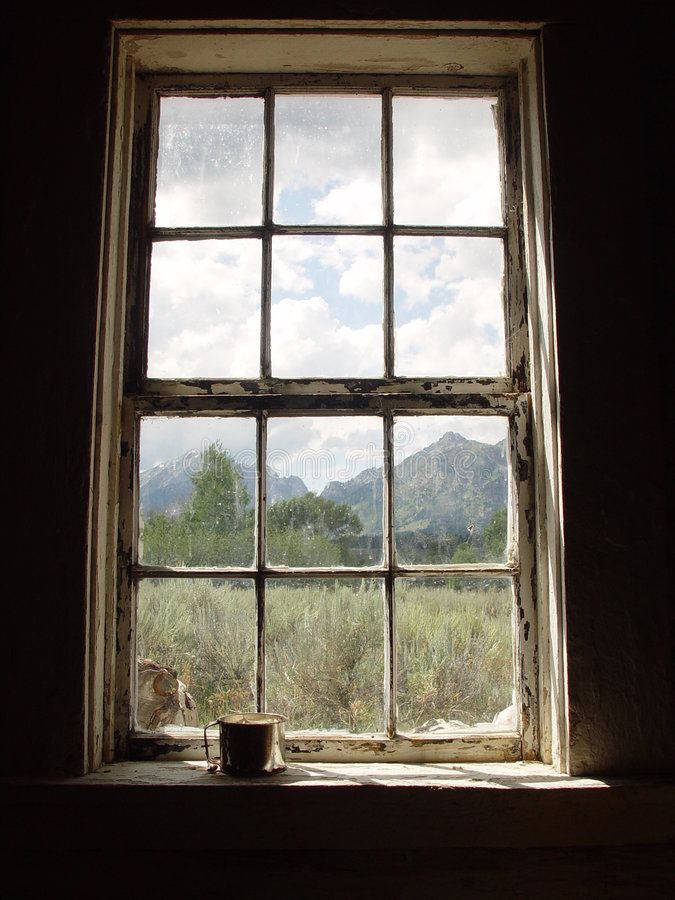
338,252 -> 382,305
313,178 -> 382,225
271,296 -> 383,377
273,235 -> 383,316
393,236 -> 504,376
267,416 -> 382,492
148,239 -> 261,378
393,97 -> 502,226
396,297 -> 505,377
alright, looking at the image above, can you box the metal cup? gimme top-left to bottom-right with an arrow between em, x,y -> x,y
204,712 -> 287,776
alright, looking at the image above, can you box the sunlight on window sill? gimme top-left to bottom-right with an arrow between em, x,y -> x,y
81,759 -> 611,789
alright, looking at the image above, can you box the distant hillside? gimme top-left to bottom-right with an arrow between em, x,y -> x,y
140,450 -> 308,517
321,431 -> 507,536
140,432 -> 507,541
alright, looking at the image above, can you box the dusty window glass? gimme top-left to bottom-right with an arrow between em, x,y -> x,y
147,239 -> 261,379
396,576 -> 515,734
266,578 -> 384,733
266,416 -> 383,567
392,96 -> 502,226
394,236 -> 505,377
393,415 -> 509,565
271,235 -> 383,377
136,578 -> 256,729
155,96 -> 264,227
274,95 -> 381,224
139,417 -> 257,568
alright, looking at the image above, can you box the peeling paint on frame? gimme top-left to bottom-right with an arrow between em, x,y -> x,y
105,42 -> 543,766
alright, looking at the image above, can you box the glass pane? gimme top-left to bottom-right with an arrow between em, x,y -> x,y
393,416 -> 509,565
396,577 -> 514,733
155,96 -> 263,227
393,96 -> 502,225
147,239 -> 261,378
139,417 -> 256,567
271,235 -> 383,377
274,96 -> 381,224
136,579 -> 256,729
266,417 -> 383,567
394,236 -> 505,376
266,579 -> 384,733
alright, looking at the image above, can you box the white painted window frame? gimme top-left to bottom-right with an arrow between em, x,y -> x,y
87,20 -> 566,772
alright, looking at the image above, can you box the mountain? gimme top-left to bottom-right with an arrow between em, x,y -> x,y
140,450 -> 308,517
140,432 -> 507,540
320,431 -> 507,536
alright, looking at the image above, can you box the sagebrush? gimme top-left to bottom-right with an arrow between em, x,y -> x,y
137,578 -> 513,732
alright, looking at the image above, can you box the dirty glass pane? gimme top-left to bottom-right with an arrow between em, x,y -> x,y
266,416 -> 383,567
136,579 -> 256,729
139,417 -> 256,567
396,577 -> 514,733
266,579 -> 384,733
271,235 -> 383,377
147,239 -> 261,378
274,95 -> 381,224
394,236 -> 505,376
393,415 -> 509,565
155,96 -> 264,227
393,96 -> 502,226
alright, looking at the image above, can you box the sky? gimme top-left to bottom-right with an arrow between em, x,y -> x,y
143,93 -> 506,480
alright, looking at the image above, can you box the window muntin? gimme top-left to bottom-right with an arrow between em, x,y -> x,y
123,76 -> 535,760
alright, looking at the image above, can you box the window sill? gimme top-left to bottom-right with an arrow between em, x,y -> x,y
7,761 -> 674,851
131,727 -> 522,763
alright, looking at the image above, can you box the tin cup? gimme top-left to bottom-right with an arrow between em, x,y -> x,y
204,712 -> 287,776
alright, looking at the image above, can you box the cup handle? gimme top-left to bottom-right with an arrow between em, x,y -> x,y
204,720 -> 219,768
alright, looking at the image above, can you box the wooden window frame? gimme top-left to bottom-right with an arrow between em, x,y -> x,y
88,21 -> 566,771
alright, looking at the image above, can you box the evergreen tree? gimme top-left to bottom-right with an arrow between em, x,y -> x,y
267,492 -> 362,542
141,442 -> 252,566
189,442 -> 250,533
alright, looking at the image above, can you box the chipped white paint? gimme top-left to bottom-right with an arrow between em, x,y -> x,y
519,42 -> 568,770
86,48 -> 138,771
131,728 -> 521,764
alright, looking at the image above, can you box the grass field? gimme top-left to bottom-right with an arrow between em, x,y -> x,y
137,577 -> 513,733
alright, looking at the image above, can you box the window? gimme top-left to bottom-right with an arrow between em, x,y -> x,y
97,24 -> 559,768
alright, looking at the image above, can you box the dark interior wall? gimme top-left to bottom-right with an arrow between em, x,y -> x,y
4,2 -> 672,781
541,16 -> 672,773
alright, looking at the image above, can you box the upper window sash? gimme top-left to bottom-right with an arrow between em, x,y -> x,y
123,75 -> 528,395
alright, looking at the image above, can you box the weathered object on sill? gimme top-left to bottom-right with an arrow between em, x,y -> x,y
205,712 -> 287,776
137,658 -> 199,730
